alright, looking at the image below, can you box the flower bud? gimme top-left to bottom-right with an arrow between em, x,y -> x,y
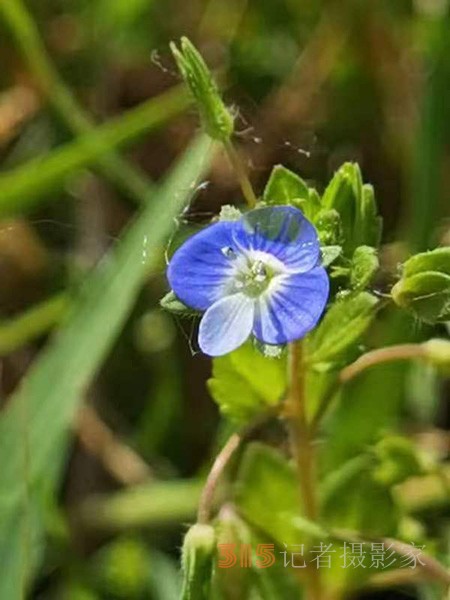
214,506 -> 253,600
181,523 -> 215,600
170,37 -> 234,142
392,247 -> 450,323
372,436 -> 422,487
322,163 -> 382,255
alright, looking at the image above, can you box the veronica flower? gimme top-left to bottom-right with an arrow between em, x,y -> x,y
168,206 -> 329,356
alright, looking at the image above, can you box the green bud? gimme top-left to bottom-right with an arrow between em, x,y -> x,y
170,37 -> 234,142
402,246 -> 450,278
423,338 -> 450,374
263,165 -> 321,221
350,245 -> 379,290
372,436 -> 422,487
181,524 -> 215,600
322,163 -> 382,255
392,247 -> 450,322
214,506 -> 253,600
392,269 -> 450,324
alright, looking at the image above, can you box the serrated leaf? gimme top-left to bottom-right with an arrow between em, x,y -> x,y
307,292 -> 379,364
207,343 -> 286,424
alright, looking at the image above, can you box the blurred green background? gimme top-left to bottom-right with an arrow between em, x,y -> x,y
0,0 -> 448,598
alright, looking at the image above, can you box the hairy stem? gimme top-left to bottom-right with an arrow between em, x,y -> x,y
286,341 -> 322,600
311,343 -> 426,432
197,433 -> 242,524
339,343 -> 426,383
223,139 -> 257,208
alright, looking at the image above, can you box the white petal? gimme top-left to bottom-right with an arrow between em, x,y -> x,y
198,294 -> 255,356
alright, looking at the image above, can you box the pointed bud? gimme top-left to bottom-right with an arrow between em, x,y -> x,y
170,37 -> 234,142
181,523 -> 215,600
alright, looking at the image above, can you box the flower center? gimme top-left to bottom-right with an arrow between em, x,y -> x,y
221,246 -> 282,298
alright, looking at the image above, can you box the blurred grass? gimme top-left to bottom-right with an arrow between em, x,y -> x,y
0,135 -> 212,598
0,83 -> 189,215
1,0 -> 156,203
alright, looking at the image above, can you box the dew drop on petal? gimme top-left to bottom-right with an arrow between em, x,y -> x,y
221,246 -> 237,260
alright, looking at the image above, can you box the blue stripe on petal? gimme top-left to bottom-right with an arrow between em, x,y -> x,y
233,206 -> 320,273
199,293 -> 254,356
253,266 -> 329,344
167,220 -> 240,311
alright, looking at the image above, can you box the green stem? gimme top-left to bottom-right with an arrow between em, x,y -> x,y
0,0 -> 159,203
223,140 -> 257,208
311,343 -> 426,432
286,341 -> 322,600
0,293 -> 68,356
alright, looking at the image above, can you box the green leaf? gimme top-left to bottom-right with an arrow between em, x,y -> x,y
235,443 -> 326,546
307,292 -> 379,364
160,290 -> 199,316
321,454 -> 399,536
0,137 -> 212,598
263,165 -> 320,220
321,163 -> 381,255
321,245 -> 342,267
207,343 -> 286,424
350,246 -> 379,290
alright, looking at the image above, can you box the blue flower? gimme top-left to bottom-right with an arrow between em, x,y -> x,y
168,206 -> 329,356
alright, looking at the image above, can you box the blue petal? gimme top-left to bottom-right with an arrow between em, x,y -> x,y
233,206 -> 320,272
253,266 -> 329,344
199,293 -> 254,356
167,220 -> 240,311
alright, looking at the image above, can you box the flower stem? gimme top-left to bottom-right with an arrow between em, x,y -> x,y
223,139 -> 257,208
339,343 -> 425,383
311,343 -> 426,432
197,432 -> 242,524
286,341 -> 322,600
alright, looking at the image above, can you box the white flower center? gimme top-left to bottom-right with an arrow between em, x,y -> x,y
221,247 -> 286,298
